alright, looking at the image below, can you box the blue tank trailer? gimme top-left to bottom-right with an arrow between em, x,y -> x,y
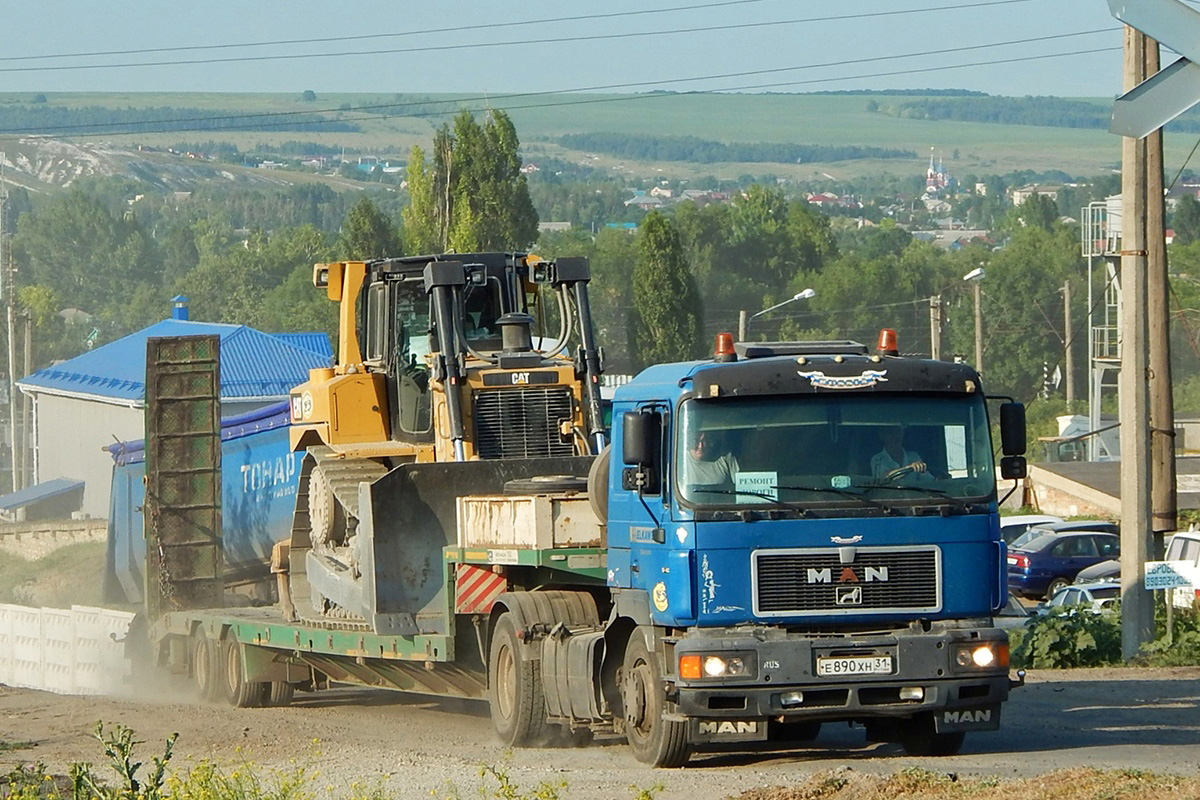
104,401 -> 301,605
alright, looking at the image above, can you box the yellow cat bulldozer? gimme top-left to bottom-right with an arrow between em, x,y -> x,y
279,253 -> 607,633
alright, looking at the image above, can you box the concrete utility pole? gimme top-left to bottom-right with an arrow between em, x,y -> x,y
1145,40 -> 1178,541
929,295 -> 942,360
1118,26 -> 1155,660
1063,280 -> 1074,404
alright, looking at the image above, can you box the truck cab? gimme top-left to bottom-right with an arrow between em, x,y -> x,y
598,334 -> 1023,763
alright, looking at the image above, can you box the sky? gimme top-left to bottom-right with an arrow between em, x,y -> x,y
0,0 -> 1151,99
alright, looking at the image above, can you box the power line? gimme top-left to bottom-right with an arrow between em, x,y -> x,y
0,0 -> 1041,75
0,29 -> 1116,137
0,0 -> 1029,65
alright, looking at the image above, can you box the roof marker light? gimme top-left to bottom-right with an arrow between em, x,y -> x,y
876,328 -> 899,356
714,333 -> 736,363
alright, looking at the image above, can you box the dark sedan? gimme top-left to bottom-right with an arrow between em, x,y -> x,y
1007,528 -> 1121,600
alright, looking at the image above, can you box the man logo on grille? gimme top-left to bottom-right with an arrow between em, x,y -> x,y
805,566 -> 890,583
836,586 -> 863,605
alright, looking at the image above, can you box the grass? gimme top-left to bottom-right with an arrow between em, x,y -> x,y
0,541 -> 108,607
5,724 -> 1200,800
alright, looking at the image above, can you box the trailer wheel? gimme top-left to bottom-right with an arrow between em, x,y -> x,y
899,713 -> 966,756
221,637 -> 266,708
621,632 -> 691,767
488,613 -> 547,747
265,681 -> 295,707
191,632 -> 220,702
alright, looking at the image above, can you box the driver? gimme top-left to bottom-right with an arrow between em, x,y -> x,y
685,428 -> 739,487
870,425 -> 931,482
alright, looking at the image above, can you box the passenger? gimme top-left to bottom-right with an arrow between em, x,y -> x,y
684,428 -> 739,487
870,425 -> 931,482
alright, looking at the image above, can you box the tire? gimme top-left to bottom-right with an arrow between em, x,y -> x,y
621,631 -> 691,767
222,637 -> 266,708
488,613 -> 547,747
1046,577 -> 1071,600
265,681 -> 295,707
504,475 -> 588,495
899,713 -> 966,757
587,445 -> 611,524
191,632 -> 221,702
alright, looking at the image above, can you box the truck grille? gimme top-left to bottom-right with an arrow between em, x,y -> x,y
753,546 -> 941,616
474,387 -> 575,459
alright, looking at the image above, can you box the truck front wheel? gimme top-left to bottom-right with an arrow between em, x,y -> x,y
488,613 -> 547,747
621,633 -> 691,767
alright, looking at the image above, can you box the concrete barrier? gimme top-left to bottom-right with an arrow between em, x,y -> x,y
0,604 -> 133,695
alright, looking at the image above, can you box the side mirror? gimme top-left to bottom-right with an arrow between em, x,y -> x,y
1000,455 -> 1027,480
622,411 -> 660,466
999,402 -> 1026,456
621,410 -> 662,495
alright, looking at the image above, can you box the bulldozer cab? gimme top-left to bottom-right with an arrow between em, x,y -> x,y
290,253 -> 607,462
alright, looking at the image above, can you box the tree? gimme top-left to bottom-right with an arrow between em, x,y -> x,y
630,213 -> 703,368
402,145 -> 441,255
404,110 -> 539,253
338,196 -> 402,259
1175,194 -> 1200,246
12,189 -> 159,314
301,90 -> 316,102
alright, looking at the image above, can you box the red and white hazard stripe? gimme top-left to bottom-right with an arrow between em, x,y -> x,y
455,564 -> 507,614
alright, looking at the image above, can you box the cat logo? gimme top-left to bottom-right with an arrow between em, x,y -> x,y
943,709 -> 992,724
698,720 -> 758,735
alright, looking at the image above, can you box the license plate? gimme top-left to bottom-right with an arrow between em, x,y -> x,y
816,655 -> 893,677
1006,556 -> 1017,565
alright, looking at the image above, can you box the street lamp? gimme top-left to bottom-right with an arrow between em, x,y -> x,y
963,266 -> 985,372
740,289 -> 815,341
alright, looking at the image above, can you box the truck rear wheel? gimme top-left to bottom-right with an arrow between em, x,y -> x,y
191,632 -> 220,702
621,633 -> 691,767
488,613 -> 547,747
221,637 -> 266,708
899,713 -> 966,756
265,681 -> 295,707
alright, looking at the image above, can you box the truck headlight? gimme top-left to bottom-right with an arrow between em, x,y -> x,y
679,653 -> 752,680
953,642 -> 1008,669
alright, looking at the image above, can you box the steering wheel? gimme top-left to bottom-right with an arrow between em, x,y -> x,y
884,465 -> 916,482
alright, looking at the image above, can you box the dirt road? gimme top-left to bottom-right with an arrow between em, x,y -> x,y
4,666 -> 1200,799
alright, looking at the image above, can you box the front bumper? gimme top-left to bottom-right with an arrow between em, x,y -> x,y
670,624 -> 1010,729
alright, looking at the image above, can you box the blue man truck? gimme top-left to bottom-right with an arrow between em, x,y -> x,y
139,254 -> 1025,766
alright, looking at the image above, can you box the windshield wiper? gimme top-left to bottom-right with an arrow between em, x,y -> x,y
860,483 -> 973,512
688,487 -> 811,515
776,484 -> 900,514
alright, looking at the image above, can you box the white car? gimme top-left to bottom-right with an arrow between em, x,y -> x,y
1042,580 -> 1121,615
1000,514 -> 1063,544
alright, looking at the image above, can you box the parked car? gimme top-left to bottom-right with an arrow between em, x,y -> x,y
1075,558 -> 1120,584
1041,580 -> 1121,615
999,514 -> 1063,544
994,591 -> 1034,631
1075,529 -> 1199,587
1007,525 -> 1121,599
1009,519 -> 1118,550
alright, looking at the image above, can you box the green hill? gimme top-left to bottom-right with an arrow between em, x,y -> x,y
0,90 -> 1148,183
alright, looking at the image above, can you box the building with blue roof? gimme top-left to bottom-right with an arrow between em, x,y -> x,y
16,299 -> 331,518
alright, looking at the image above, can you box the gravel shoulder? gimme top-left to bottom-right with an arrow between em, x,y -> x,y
5,666 -> 1200,800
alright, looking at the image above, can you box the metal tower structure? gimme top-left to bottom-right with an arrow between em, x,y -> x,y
1081,199 -> 1122,461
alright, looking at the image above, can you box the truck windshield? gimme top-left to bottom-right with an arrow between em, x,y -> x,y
675,394 -> 995,509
